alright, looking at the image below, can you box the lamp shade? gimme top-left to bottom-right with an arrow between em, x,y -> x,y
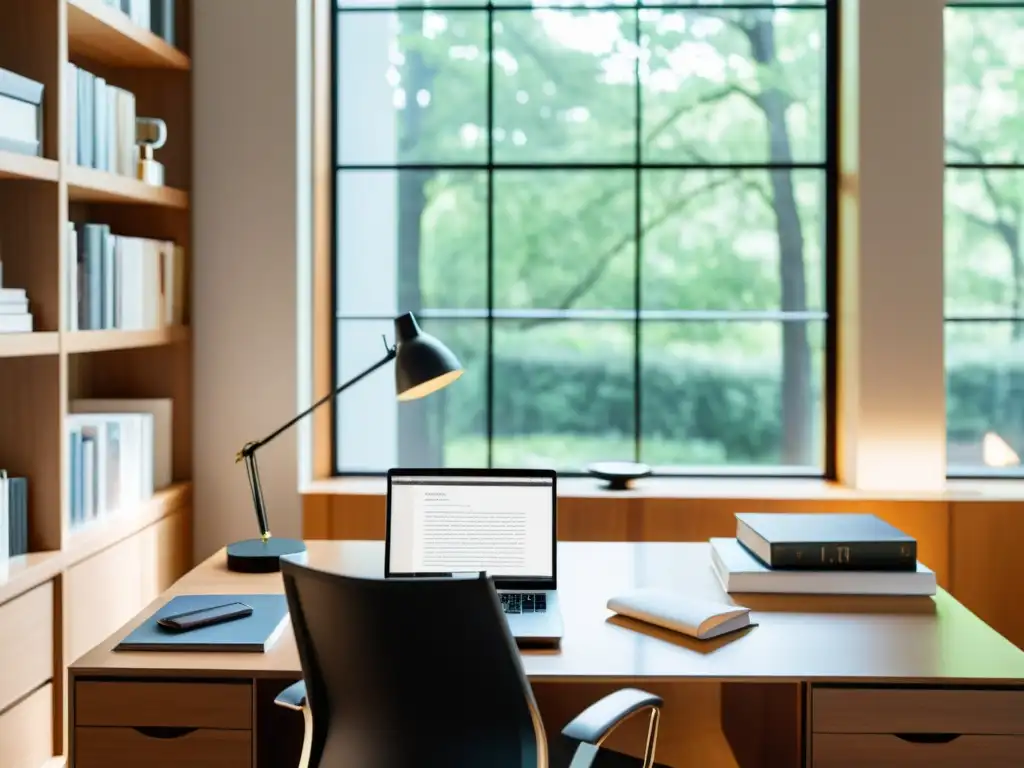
393,312 -> 463,401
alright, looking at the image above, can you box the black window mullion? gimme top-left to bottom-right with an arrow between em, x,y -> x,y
486,3 -> 495,469
633,4 -> 643,464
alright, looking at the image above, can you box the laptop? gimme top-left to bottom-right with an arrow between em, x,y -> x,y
385,468 -> 564,647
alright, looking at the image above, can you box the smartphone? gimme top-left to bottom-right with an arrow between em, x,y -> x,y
157,601 -> 253,632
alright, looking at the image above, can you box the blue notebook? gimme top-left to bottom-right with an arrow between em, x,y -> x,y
116,594 -> 289,652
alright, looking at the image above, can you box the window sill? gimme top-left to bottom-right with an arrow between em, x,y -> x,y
302,476 -> 1024,502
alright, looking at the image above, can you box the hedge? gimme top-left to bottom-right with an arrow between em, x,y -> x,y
435,350 -> 1024,464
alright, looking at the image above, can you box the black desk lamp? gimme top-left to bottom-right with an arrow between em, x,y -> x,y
226,312 -> 463,573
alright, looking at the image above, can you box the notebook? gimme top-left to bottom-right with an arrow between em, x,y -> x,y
607,588 -> 752,641
116,594 -> 289,652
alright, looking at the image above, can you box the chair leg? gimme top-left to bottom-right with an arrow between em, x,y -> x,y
641,708 -> 660,768
298,705 -> 313,768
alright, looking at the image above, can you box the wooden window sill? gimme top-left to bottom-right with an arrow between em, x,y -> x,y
302,476 -> 1024,502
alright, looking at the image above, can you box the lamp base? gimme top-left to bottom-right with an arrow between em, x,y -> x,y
226,537 -> 307,573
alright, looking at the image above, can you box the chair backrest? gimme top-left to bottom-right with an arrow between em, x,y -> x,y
281,557 -> 548,768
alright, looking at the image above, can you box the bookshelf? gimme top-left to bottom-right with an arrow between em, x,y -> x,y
0,1 -> 193,766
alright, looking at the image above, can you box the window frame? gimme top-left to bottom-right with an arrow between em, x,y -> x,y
327,0 -> 840,479
944,0 -> 1024,480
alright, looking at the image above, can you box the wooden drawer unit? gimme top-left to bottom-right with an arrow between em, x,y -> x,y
75,726 -> 251,768
0,684 -> 54,768
812,733 -> 1024,767
811,686 -> 1024,768
812,686 -> 1024,735
76,680 -> 252,729
0,581 -> 53,712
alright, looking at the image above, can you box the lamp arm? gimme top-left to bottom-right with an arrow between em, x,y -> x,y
235,343 -> 397,539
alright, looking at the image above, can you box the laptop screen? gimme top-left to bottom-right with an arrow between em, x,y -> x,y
386,473 -> 555,582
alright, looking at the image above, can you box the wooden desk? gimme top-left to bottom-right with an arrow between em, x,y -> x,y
69,541 -> 1024,768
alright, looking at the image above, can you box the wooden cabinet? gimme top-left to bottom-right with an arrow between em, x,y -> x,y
74,680 -> 253,768
76,681 -> 252,730
75,727 -> 251,768
0,685 -> 54,768
810,686 -> 1024,767
0,582 -> 53,713
65,509 -> 192,664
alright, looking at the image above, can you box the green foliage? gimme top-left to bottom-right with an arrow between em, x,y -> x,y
337,4 -> 1024,471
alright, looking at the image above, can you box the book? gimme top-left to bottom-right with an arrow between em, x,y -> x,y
710,538 -> 936,596
71,399 -> 172,490
117,594 -> 289,653
735,512 -> 917,571
67,65 -> 136,176
66,413 -> 153,528
73,226 -> 182,331
607,588 -> 752,641
7,476 -> 28,556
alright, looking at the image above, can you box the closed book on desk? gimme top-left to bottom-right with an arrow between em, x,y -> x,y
735,512 -> 917,571
711,538 -> 936,596
116,594 -> 289,652
608,588 -> 751,640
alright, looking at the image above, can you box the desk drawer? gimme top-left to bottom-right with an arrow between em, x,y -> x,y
0,582 -> 53,712
812,733 -> 1024,767
76,680 -> 252,730
76,726 -> 251,768
812,687 -> 1024,735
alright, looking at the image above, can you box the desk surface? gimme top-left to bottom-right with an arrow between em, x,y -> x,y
71,541 -> 1024,685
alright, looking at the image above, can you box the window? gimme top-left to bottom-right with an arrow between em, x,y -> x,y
332,0 -> 836,475
945,2 -> 1024,476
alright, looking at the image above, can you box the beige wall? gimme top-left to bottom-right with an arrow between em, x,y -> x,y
192,0 -> 310,560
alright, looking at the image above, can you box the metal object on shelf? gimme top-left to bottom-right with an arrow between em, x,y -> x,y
136,116 -> 167,185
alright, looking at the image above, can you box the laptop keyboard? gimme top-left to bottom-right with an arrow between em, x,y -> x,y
501,593 -> 547,614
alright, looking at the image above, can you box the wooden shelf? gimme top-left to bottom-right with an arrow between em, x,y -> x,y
63,326 -> 190,353
0,550 -> 64,606
0,483 -> 192,605
66,165 -> 189,208
0,332 -> 60,358
0,151 -> 60,182
63,482 -> 192,568
66,0 -> 190,70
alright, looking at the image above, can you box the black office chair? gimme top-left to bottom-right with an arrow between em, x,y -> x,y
274,557 -> 666,768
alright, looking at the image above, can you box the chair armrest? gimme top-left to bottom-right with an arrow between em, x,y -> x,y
274,680 -> 307,712
561,688 -> 663,745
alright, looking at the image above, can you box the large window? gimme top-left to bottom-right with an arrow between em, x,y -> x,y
946,2 -> 1024,476
332,0 -> 835,475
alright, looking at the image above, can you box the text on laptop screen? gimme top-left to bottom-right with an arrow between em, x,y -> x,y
388,475 -> 554,579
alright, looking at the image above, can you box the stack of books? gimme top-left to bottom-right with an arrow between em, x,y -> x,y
64,63 -> 137,176
65,398 -> 173,529
710,513 -> 937,596
0,262 -> 34,334
66,222 -> 186,331
99,0 -> 177,45
0,471 -> 28,560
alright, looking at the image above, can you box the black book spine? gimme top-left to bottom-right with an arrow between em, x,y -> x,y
769,541 -> 917,571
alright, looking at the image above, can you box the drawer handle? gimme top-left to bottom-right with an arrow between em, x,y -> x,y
893,733 -> 962,745
132,726 -> 199,740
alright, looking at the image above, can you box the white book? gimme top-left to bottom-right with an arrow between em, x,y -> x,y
607,588 -> 752,641
71,399 -> 170,490
710,538 -> 937,596
0,300 -> 29,314
0,314 -> 33,333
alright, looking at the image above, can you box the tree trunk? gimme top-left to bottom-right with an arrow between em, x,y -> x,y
396,20 -> 443,466
748,14 -> 813,465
